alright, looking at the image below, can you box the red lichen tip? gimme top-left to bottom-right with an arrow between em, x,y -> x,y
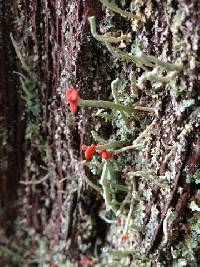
79,258 -> 96,265
50,264 -> 56,267
70,102 -> 78,111
101,150 -> 113,159
66,88 -> 79,102
81,144 -> 88,151
121,234 -> 129,241
116,217 -> 122,224
85,144 -> 96,160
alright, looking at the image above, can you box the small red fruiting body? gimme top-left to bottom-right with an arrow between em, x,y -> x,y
66,88 -> 79,102
69,102 -> 78,111
121,234 -> 129,240
85,144 -> 96,160
116,217 -> 122,224
82,143 -> 113,160
81,144 -> 88,151
66,88 -> 79,111
102,150 -> 113,159
97,143 -> 113,159
50,264 -> 56,267
79,257 -> 96,265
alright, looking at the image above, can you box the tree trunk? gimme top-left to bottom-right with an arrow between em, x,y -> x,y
0,0 -> 199,266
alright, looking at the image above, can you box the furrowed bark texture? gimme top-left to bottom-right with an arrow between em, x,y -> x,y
0,0 -> 23,233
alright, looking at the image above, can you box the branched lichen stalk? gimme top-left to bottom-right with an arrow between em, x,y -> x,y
83,174 -> 103,194
98,0 -> 140,19
128,170 -> 170,189
89,16 -> 182,77
78,98 -> 154,114
138,69 -> 179,85
106,42 -> 183,72
105,42 -> 154,71
140,52 -> 183,72
111,183 -> 128,192
99,162 -> 118,214
20,174 -> 49,185
88,16 -> 131,43
123,178 -> 137,234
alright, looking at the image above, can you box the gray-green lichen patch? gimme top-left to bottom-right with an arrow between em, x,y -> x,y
4,0 -> 200,266
87,0 -> 200,266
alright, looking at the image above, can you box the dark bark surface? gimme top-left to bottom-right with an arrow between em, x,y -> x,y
0,0 -> 23,234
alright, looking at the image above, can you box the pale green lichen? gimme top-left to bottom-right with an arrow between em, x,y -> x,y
179,99 -> 195,113
78,98 -> 154,114
98,0 -> 140,19
186,169 -> 200,184
88,16 -> 131,43
128,170 -> 170,189
89,16 -> 183,74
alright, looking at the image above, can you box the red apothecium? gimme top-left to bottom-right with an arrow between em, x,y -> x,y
66,88 -> 79,102
101,150 -> 113,159
66,88 -> 79,111
85,144 -> 96,160
116,217 -> 122,224
81,144 -> 87,151
69,102 -> 78,111
97,143 -> 113,159
121,234 -> 129,240
79,257 -> 96,265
